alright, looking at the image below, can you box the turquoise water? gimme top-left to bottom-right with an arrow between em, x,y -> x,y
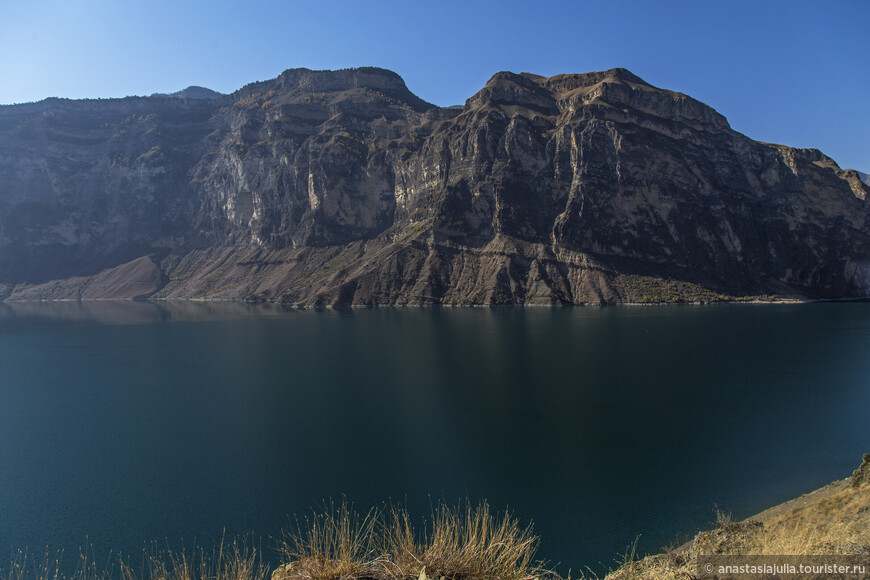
0,301 -> 868,574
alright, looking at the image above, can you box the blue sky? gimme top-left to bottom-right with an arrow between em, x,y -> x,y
1,0 -> 867,170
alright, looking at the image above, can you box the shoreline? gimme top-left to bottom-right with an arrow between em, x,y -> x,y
0,295 -> 838,307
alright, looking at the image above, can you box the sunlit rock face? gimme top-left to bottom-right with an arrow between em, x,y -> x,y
0,67 -> 868,305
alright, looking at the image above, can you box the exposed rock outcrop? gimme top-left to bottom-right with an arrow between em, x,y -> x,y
1,67 -> 868,305
851,453 -> 870,488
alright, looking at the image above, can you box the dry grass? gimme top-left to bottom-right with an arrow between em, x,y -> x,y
133,539 -> 266,580
601,475 -> 870,580
748,484 -> 869,556
275,500 -> 550,580
1,540 -> 267,580
384,501 -> 540,580
278,501 -> 380,580
7,463 -> 869,580
2,501 -> 543,580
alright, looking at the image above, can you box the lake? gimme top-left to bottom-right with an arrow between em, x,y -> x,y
0,301 -> 868,575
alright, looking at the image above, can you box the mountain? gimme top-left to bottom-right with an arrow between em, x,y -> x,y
858,171 -> 870,186
0,67 -> 868,305
151,86 -> 224,100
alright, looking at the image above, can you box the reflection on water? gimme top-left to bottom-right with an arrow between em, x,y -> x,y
0,302 -> 868,575
0,300 -> 298,326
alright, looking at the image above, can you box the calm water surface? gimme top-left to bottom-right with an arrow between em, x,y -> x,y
0,301 -> 868,574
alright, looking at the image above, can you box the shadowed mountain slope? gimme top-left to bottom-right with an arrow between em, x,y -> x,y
1,67 -> 868,305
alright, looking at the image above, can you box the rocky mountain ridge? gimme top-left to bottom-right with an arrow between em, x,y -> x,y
1,66 -> 868,305
151,86 -> 224,100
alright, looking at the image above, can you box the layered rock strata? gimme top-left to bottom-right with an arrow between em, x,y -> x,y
1,67 -> 867,305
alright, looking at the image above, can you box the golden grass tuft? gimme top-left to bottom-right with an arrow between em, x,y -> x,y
277,500 -> 380,580
385,501 -> 540,580
275,500 -> 549,580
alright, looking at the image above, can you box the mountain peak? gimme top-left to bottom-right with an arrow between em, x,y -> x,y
600,67 -> 649,85
152,86 -> 222,100
275,66 -> 409,94
538,68 -> 651,96
225,66 -> 434,112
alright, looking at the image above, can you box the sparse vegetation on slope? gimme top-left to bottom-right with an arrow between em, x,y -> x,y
602,455 -> 870,579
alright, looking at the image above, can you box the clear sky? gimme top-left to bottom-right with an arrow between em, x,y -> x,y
1,0 -> 867,170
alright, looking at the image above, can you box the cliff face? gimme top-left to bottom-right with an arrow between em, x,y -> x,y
1,67 -> 868,305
